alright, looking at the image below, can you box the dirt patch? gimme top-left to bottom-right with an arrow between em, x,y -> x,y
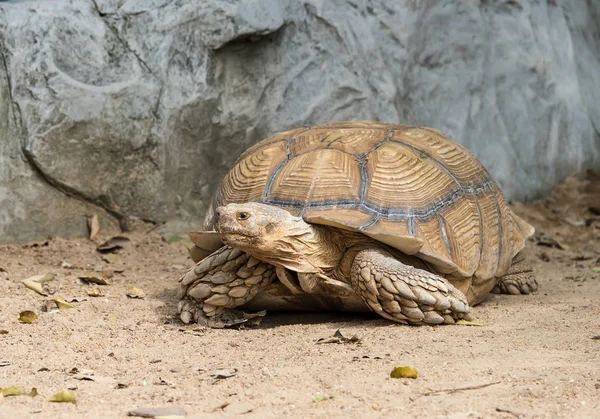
1,174 -> 599,418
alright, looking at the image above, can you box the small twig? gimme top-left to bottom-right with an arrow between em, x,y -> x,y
421,380 -> 501,397
496,406 -> 528,417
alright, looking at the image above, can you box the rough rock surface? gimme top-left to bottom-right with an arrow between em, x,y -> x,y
0,0 -> 598,243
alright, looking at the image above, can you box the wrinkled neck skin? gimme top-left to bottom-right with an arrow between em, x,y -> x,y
229,217 -> 352,274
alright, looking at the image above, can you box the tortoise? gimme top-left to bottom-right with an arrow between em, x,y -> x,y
178,121 -> 537,327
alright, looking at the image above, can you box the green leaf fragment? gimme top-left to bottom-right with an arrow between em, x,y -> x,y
18,311 -> 38,323
313,396 -> 334,402
1,386 -> 27,396
49,390 -> 76,404
53,297 -> 74,309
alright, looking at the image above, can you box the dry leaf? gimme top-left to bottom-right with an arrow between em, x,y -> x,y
87,288 -> 105,297
127,406 -> 186,418
22,273 -> 54,296
73,374 -> 116,384
316,329 -> 361,344
18,311 -> 38,323
1,386 -> 27,396
0,361 -> 10,367
28,388 -> 39,397
210,368 -> 237,379
390,366 -> 419,379
126,286 -> 145,299
88,214 -> 100,240
456,319 -> 485,326
0,330 -> 8,335
49,390 -> 76,404
96,236 -> 130,253
535,233 -> 570,250
53,297 -> 74,309
42,299 -> 57,313
79,272 -> 109,285
102,254 -> 123,264
562,215 -> 585,227
22,240 -> 49,248
223,402 -> 254,415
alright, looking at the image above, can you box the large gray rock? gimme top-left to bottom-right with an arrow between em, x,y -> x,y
0,0 -> 598,243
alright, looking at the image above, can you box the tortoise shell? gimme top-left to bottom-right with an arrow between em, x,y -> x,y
209,121 -> 533,294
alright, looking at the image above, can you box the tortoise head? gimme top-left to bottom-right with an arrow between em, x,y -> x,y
214,202 -> 325,273
215,202 -> 291,246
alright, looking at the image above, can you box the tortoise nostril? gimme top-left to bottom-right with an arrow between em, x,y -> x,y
215,208 -> 223,218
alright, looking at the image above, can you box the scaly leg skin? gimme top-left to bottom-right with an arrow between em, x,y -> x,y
492,252 -> 537,295
178,246 -> 276,328
350,247 -> 471,325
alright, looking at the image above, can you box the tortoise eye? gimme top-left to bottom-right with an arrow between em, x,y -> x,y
237,211 -> 250,221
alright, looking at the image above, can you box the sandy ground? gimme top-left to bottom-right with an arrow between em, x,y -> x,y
1,173 -> 599,418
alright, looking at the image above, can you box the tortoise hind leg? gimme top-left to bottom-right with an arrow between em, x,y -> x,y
349,247 -> 471,325
492,252 -> 537,295
178,246 -> 276,327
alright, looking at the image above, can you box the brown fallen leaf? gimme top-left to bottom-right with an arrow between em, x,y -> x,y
87,288 -> 105,297
0,361 -> 10,367
88,214 -> 100,240
126,286 -> 145,299
48,390 -> 76,404
22,240 -> 49,248
316,329 -> 361,344
210,368 -> 237,380
535,233 -> 570,250
73,374 -> 116,384
223,402 -> 254,415
96,236 -> 130,253
390,366 -> 419,379
571,254 -> 594,261
562,215 -> 585,227
22,273 -> 54,296
0,330 -> 8,335
79,272 -> 110,285
18,311 -> 38,323
455,319 -> 485,326
496,406 -> 528,417
153,378 -> 176,388
102,254 -> 123,264
42,299 -> 57,313
126,406 -> 186,417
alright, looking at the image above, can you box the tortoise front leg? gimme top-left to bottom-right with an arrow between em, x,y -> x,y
178,246 -> 276,327
350,247 -> 471,325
